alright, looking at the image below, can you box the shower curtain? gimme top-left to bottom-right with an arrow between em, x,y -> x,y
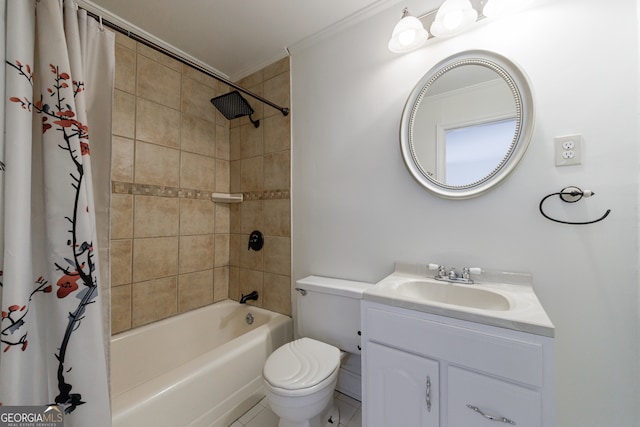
0,1 -> 114,426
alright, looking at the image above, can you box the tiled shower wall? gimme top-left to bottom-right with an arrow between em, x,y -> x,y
109,32 -> 291,334
228,60 -> 291,316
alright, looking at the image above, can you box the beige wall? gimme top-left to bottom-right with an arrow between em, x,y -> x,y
109,33 -> 291,334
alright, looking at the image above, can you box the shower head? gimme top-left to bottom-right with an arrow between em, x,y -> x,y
210,90 -> 260,128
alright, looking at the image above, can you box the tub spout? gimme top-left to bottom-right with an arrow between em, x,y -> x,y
240,290 -> 259,304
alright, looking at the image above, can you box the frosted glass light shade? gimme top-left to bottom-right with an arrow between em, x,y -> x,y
430,0 -> 478,38
388,12 -> 429,53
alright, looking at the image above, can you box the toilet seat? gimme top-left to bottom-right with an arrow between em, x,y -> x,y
263,338 -> 340,393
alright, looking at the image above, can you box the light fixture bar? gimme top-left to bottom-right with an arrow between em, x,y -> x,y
388,0 -> 535,53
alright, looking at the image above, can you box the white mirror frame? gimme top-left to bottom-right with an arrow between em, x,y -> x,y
400,50 -> 535,199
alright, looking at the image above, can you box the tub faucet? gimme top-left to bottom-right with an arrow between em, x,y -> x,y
240,290 -> 259,304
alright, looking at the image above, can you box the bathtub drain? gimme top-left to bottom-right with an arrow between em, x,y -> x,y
245,313 -> 254,325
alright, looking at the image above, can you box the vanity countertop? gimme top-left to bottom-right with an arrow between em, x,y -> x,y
363,262 -> 555,337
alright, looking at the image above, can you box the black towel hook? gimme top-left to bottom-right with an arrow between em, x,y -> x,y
539,186 -> 611,225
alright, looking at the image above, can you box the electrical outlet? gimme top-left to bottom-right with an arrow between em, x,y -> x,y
555,134 -> 582,166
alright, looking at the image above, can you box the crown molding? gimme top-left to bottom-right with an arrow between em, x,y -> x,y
287,0 -> 403,55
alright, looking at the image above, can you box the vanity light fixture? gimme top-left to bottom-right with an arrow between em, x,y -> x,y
388,8 -> 429,53
430,0 -> 478,38
388,0 -> 535,53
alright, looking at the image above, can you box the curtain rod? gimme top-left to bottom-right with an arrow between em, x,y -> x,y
83,9 -> 290,117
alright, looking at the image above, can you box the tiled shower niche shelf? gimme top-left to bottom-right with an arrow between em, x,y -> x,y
211,192 -> 243,203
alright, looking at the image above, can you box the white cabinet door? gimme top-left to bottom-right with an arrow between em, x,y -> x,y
448,366 -> 541,427
366,342 -> 439,427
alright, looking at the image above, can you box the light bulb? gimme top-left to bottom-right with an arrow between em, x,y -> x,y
430,0 -> 478,38
398,29 -> 418,46
443,9 -> 464,30
388,11 -> 429,53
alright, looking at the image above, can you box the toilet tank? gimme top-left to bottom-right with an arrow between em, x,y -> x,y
295,276 -> 371,354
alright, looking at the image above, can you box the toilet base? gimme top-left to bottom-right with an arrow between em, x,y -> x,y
276,403 -> 339,427
325,405 -> 340,426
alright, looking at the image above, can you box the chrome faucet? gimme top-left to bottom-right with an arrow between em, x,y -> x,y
434,264 -> 447,280
428,264 -> 481,285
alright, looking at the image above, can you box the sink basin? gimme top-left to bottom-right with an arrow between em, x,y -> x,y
396,280 -> 511,311
363,262 -> 555,337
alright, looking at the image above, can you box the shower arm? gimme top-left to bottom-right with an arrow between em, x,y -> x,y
83,9 -> 290,117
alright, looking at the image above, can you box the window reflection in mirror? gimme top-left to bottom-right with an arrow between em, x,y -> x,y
412,64 -> 517,184
444,118 -> 517,186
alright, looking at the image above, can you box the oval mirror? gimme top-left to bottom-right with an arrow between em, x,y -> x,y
400,50 -> 535,199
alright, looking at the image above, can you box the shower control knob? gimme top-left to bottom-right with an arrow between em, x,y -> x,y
248,230 -> 264,251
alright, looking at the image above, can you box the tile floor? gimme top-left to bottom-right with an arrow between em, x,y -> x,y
229,392 -> 362,427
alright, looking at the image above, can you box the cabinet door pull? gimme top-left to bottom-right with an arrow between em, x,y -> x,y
425,376 -> 431,413
466,404 -> 516,425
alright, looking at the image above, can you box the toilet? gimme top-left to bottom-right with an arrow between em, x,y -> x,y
262,275 -> 369,427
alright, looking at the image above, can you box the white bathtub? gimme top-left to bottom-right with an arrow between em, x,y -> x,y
111,300 -> 292,427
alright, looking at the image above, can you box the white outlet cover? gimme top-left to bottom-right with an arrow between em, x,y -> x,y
555,135 -> 582,166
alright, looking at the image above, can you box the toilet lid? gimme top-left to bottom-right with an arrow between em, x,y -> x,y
263,338 -> 340,390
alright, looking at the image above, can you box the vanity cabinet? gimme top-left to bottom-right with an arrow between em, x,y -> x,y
361,301 -> 555,427
367,341 -> 440,426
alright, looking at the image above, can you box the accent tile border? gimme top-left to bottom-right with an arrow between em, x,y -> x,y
243,190 -> 290,201
112,181 -> 290,201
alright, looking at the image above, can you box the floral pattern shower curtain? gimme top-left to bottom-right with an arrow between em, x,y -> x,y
0,1 -> 113,426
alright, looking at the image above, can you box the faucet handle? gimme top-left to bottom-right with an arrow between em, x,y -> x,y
462,267 -> 483,279
429,264 -> 448,279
